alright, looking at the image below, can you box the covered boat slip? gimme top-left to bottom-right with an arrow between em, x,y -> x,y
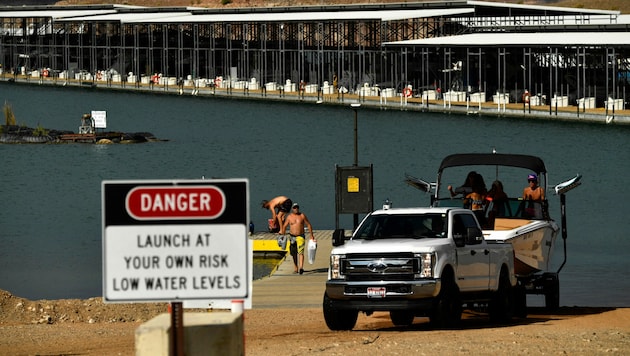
1,1 -> 629,110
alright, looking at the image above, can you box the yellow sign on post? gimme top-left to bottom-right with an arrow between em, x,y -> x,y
347,176 -> 359,192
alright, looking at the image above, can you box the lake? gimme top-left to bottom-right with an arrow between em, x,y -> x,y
0,82 -> 629,307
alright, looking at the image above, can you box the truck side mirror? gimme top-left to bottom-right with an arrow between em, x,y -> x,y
466,227 -> 483,245
332,229 -> 346,246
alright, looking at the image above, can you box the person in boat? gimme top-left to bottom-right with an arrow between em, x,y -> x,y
280,203 -> 315,275
486,180 -> 509,228
261,196 -> 292,233
523,173 -> 544,201
448,170 -> 477,198
464,173 -> 487,226
522,173 -> 545,219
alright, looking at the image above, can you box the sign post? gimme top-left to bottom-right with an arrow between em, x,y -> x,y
102,179 -> 249,355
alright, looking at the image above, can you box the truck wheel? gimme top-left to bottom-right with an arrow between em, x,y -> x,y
390,311 -> 414,326
322,292 -> 358,331
544,274 -> 560,311
489,268 -> 513,323
429,273 -> 461,328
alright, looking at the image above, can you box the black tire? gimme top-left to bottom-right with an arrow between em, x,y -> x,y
489,268 -> 514,323
390,311 -> 415,326
429,272 -> 461,329
544,274 -> 560,311
322,293 -> 358,331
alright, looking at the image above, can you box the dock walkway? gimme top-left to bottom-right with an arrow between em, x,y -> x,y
250,230 -> 334,309
3,75 -> 629,125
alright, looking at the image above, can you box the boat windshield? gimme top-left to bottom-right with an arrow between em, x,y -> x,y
354,213 -> 447,240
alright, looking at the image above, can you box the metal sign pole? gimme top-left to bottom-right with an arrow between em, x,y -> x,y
171,302 -> 184,356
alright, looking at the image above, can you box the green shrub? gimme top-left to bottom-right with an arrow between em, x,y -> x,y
33,124 -> 48,137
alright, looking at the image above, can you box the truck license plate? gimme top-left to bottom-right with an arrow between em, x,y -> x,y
367,287 -> 386,298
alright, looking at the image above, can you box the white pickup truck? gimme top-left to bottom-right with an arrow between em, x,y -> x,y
323,206 -> 516,330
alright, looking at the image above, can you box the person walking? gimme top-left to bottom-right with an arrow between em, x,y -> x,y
281,202 -> 315,275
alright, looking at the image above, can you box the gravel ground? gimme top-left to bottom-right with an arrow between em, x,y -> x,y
1,289 -> 629,355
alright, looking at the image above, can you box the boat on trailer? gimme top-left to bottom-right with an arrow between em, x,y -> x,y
406,152 -> 581,310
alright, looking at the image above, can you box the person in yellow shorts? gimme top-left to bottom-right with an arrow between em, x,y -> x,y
281,203 -> 316,275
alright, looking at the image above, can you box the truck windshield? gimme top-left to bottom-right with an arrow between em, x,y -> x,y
354,213 -> 447,240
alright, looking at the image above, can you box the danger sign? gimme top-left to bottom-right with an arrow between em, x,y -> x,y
125,186 -> 226,220
102,179 -> 250,303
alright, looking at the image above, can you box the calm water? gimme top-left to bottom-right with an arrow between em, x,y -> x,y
1,82 -> 629,307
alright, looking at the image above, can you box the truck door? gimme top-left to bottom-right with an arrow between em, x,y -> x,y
452,213 -> 490,292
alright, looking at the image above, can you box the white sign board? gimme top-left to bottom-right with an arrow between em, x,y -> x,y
102,179 -> 250,303
91,110 -> 107,129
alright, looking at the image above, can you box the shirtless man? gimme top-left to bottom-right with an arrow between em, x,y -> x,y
281,203 -> 315,275
261,196 -> 292,232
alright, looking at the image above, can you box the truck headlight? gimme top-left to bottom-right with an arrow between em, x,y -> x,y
330,254 -> 345,280
415,253 -> 434,278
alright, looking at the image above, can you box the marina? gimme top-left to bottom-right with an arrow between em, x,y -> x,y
0,63 -> 628,308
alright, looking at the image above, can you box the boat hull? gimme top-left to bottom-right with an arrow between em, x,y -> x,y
485,218 -> 559,276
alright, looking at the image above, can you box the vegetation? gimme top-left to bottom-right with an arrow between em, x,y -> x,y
33,124 -> 49,137
3,100 -> 17,126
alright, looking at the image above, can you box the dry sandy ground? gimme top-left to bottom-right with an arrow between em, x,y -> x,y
1,289 -> 629,355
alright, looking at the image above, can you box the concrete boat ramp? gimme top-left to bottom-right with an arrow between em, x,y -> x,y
251,230 -> 334,309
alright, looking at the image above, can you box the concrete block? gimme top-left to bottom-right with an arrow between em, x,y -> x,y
136,312 -> 244,356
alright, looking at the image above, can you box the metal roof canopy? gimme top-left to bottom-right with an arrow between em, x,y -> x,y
0,9 -> 117,19
438,153 -> 546,174
467,0 -> 620,17
385,31 -> 630,47
53,12 -> 194,23
453,14 -> 630,28
55,8 -> 475,24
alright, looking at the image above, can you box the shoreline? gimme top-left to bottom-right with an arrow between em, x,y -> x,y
1,287 -> 629,355
2,233 -> 630,353
2,75 -> 629,126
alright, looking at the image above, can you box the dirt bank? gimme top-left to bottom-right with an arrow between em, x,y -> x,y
1,289 -> 629,355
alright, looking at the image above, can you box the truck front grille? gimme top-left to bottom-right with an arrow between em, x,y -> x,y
342,253 -> 418,281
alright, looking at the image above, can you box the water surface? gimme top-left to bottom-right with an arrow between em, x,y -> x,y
1,82 -> 628,307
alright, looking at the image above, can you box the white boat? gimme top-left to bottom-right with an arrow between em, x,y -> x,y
406,153 -> 581,277
488,217 -> 558,276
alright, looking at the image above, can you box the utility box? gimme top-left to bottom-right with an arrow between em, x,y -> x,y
335,165 -> 373,215
135,312 -> 244,356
